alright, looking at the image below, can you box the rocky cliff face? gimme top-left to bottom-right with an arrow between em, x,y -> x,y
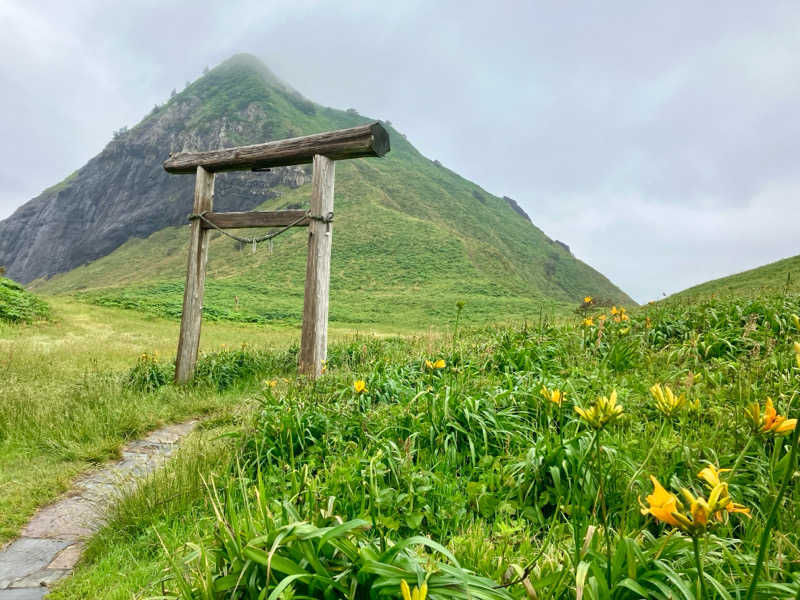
0,94 -> 308,283
502,196 -> 532,223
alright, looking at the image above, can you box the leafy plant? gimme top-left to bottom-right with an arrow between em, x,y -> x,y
0,276 -> 49,323
159,476 -> 511,600
126,352 -> 171,392
194,345 -> 295,391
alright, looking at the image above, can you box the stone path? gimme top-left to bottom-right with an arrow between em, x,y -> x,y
0,420 -> 198,598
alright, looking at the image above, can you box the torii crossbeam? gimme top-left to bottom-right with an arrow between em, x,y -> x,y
163,122 -> 390,382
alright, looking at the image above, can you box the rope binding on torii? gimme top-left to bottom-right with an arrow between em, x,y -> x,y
188,210 -> 334,252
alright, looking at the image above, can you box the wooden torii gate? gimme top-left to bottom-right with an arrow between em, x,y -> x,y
163,122 -> 390,383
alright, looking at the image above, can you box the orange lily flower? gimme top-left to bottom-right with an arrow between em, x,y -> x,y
640,475 -> 681,527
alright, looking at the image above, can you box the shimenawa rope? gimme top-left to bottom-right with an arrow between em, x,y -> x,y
187,210 -> 333,251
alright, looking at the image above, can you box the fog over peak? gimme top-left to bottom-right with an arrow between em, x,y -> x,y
1,0 -> 798,302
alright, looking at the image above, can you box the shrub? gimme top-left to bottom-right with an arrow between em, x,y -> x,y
126,352 -> 171,392
160,477 -> 511,600
194,345 -> 296,391
0,277 -> 50,323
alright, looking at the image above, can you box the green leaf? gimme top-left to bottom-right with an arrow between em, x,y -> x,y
266,573 -> 310,600
243,546 -> 307,576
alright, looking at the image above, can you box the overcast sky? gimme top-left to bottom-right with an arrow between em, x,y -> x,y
1,1 -> 798,302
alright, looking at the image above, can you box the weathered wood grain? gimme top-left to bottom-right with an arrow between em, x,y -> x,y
298,155 -> 335,378
174,166 -> 214,383
199,210 -> 309,229
164,122 -> 389,174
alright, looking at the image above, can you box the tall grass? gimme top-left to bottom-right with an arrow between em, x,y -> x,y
30,293 -> 800,598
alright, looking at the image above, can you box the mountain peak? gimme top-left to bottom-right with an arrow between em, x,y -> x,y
205,53 -> 300,98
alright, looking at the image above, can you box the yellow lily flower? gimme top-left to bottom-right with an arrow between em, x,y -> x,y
433,359 -> 446,369
689,496 -> 710,527
639,475 -> 681,527
639,463 -> 750,537
745,401 -> 760,429
725,500 -> 751,516
696,465 -> 750,517
583,317 -> 594,327
400,580 -> 427,600
401,580 -> 411,600
650,384 -> 686,417
584,296 -> 593,303
672,488 -> 714,535
763,398 -> 779,428
424,359 -> 433,369
574,390 -> 623,429
774,418 -> 798,434
611,306 -> 619,315
641,471 -> 749,536
353,380 -> 367,394
697,464 -> 730,488
540,385 -> 564,406
746,398 -> 797,436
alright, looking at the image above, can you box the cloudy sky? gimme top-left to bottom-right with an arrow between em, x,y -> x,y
1,1 -> 798,302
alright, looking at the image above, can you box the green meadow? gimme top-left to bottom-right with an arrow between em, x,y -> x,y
3,281 -> 800,599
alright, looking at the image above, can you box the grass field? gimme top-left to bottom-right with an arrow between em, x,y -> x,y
3,289 -> 797,599
0,296 -> 414,544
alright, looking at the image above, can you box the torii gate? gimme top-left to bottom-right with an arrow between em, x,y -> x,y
163,122 -> 390,383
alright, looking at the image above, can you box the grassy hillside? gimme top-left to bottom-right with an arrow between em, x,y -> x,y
32,54 -> 633,327
670,254 -> 800,302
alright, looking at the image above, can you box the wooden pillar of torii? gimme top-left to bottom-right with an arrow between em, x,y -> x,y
163,122 -> 390,383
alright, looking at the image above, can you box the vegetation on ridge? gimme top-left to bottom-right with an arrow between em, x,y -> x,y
670,254 -> 800,303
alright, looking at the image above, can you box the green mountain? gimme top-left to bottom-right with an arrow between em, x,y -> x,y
14,54 -> 633,328
669,254 -> 800,302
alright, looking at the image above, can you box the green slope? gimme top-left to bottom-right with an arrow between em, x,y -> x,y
670,254 -> 800,302
34,54 -> 633,328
